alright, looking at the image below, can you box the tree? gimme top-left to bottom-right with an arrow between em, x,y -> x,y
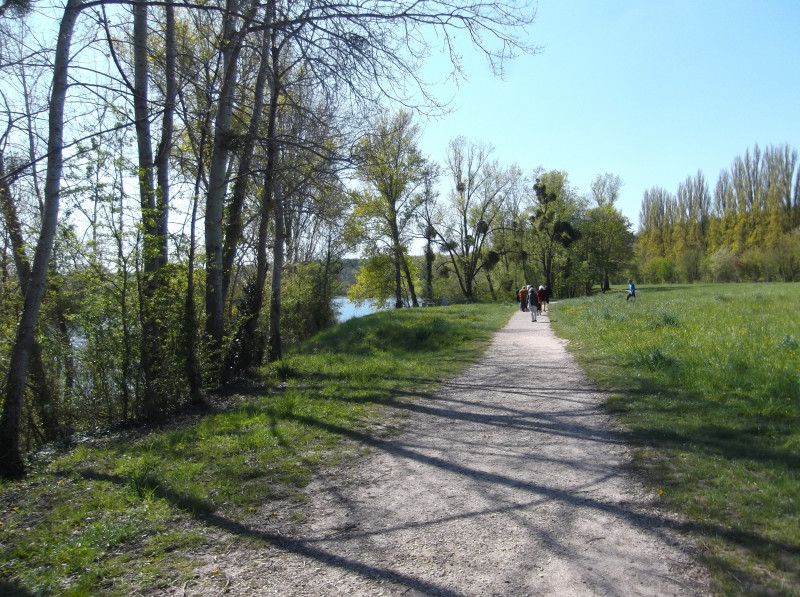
433,136 -> 519,301
0,0 -> 540,472
527,172 -> 582,294
204,0 -> 261,362
0,0 -> 84,478
590,172 -> 622,207
582,204 -> 633,291
587,173 -> 632,291
353,110 -> 426,308
203,0 -> 538,355
348,253 -> 418,308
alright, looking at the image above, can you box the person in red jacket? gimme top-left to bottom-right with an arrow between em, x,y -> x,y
537,285 -> 548,315
518,285 -> 528,312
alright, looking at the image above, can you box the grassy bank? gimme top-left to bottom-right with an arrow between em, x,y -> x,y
0,303 -> 514,596
551,283 -> 800,595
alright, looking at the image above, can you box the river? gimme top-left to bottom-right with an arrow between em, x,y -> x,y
333,297 -> 383,323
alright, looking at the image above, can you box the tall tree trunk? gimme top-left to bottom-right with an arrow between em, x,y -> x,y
393,245 -> 403,308
267,179 -> 285,361
0,0 -> 82,478
184,174 -> 204,403
485,271 -> 497,300
205,0 -> 251,359
424,239 -> 434,299
0,156 -> 60,441
388,205 -> 404,308
133,0 -> 157,270
132,0 -> 166,418
263,26 -> 283,363
222,25 -> 271,302
155,0 -> 175,263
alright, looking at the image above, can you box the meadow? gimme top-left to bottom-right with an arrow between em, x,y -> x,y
551,283 -> 800,596
0,304 -> 512,595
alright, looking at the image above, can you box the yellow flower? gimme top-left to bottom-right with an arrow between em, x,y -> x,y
659,489 -> 664,495
249,507 -> 255,512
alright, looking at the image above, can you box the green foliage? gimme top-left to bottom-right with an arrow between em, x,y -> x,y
642,256 -> 675,283
0,303 -> 513,594
636,144 -> 800,282
523,171 -> 587,296
347,253 -> 419,306
553,283 -> 800,594
280,261 -> 341,345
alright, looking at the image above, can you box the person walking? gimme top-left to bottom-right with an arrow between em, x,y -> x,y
537,285 -> 548,314
626,279 -> 636,301
518,285 -> 528,311
528,287 -> 538,321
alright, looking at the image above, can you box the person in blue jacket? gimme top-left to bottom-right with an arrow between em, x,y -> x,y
626,279 -> 636,301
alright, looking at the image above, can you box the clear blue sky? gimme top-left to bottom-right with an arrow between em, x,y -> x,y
415,0 -> 800,230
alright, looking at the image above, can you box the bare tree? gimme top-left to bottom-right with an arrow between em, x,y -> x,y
590,173 -> 622,207
434,136 -> 520,301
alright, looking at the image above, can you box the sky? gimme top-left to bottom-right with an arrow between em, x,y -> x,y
413,0 -> 800,230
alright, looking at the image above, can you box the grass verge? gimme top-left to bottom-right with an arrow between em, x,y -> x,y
0,303 -> 513,596
551,283 -> 800,596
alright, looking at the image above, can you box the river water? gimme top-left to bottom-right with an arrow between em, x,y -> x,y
333,297 -> 383,323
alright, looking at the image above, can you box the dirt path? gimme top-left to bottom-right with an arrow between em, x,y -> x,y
182,308 -> 710,596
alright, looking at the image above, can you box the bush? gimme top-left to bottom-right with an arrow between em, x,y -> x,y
707,247 -> 737,282
643,256 -> 675,283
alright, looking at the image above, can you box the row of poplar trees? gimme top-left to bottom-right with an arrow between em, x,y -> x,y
636,143 -> 800,283
0,0 -> 537,476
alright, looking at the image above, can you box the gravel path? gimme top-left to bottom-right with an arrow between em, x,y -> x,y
182,308 -> 710,596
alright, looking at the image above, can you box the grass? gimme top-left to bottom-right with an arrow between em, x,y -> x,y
0,303 -> 513,596
551,282 -> 800,596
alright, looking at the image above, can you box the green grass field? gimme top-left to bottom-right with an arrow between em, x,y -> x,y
551,283 -> 800,596
0,304 -> 513,596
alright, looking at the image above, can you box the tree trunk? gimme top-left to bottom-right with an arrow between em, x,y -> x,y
132,0 -> 165,419
155,0 -> 175,264
268,180 -> 285,361
424,239 -> 434,299
485,271 -> 497,300
205,0 -> 253,357
183,174 -> 204,403
265,19 -> 284,362
401,252 -> 418,307
222,25 -> 271,302
132,0 -> 157,269
0,0 -> 82,478
0,160 -> 60,441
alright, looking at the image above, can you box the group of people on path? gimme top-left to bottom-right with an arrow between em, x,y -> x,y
517,284 -> 549,322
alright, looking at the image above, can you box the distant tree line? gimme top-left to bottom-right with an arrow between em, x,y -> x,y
636,143 -> 800,283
